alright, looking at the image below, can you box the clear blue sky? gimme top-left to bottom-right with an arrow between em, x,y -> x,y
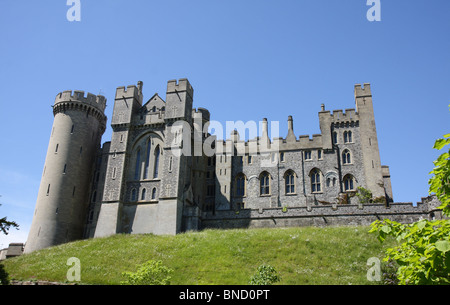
1,1 -> 449,247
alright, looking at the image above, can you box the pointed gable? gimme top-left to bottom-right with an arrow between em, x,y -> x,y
141,93 -> 166,113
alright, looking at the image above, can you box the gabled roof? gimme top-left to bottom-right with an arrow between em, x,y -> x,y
141,93 -> 165,112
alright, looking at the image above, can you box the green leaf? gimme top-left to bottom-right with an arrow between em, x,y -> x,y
417,220 -> 426,231
433,138 -> 450,150
381,225 -> 391,234
435,240 -> 450,253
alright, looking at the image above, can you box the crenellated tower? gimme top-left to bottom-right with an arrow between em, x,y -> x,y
94,82 -> 143,238
25,91 -> 107,253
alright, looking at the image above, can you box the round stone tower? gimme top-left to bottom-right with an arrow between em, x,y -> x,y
24,90 -> 107,253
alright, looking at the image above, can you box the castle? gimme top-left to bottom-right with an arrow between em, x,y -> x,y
24,79 -> 442,253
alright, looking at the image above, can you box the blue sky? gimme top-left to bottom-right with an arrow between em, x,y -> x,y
0,0 -> 449,247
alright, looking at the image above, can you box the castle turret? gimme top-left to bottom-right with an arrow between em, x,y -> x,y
354,83 -> 386,199
25,91 -> 107,253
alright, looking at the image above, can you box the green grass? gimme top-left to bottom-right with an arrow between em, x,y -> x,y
2,226 -> 396,285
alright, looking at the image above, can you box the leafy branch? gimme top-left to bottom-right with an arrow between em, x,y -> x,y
369,107 -> 450,285
0,200 -> 19,236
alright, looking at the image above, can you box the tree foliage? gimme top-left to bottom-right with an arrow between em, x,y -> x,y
369,127 -> 450,285
0,202 -> 19,236
121,260 -> 173,285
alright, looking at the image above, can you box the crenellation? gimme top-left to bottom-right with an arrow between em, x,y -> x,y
55,90 -> 107,112
354,83 -> 372,98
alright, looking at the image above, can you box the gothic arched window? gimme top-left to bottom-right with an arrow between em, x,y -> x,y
310,169 -> 322,193
143,139 -> 151,179
344,130 -> 352,143
343,174 -> 355,191
141,188 -> 146,201
153,146 -> 160,178
285,170 -> 295,194
342,149 -> 351,165
131,188 -> 137,202
260,172 -> 271,196
235,174 -> 246,197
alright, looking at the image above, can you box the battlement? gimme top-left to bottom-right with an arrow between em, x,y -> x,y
298,134 -> 323,147
115,84 -> 141,100
354,83 -> 372,98
192,107 -> 210,120
167,78 -> 194,98
319,108 -> 358,124
55,90 -> 106,112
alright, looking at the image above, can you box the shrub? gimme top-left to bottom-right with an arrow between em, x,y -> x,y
0,263 -> 9,285
381,258 -> 399,285
249,264 -> 281,285
121,260 -> 173,285
356,186 -> 372,204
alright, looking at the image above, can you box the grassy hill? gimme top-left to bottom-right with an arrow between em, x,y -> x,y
2,226 -> 396,285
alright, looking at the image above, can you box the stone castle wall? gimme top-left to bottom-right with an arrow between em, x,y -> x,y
200,196 -> 443,230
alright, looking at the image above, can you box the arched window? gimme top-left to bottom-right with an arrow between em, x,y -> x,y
310,169 -> 322,193
143,139 -> 151,179
235,174 -> 246,197
131,188 -> 137,202
342,149 -> 351,165
151,187 -> 157,200
141,188 -> 146,201
343,174 -> 355,191
153,146 -> 160,178
260,172 -> 271,196
285,170 -> 295,194
134,148 -> 141,180
344,130 -> 352,143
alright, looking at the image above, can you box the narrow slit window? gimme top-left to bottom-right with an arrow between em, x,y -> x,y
141,188 -> 146,201
144,139 -> 151,179
153,146 -> 160,178
131,189 -> 137,202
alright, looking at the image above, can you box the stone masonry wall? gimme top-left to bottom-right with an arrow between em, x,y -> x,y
201,196 -> 442,230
